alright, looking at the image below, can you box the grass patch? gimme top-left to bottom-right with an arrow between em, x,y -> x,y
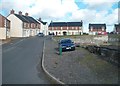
108,34 -> 120,38
77,47 -> 119,83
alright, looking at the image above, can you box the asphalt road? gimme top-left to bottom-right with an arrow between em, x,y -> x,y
2,36 -> 51,84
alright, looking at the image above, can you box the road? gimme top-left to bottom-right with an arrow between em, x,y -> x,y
2,36 -> 51,84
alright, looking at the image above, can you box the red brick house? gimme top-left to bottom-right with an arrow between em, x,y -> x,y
0,14 -> 10,39
89,24 -> 107,35
113,24 -> 120,34
48,21 -> 83,36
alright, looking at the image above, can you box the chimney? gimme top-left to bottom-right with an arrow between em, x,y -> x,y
25,13 -> 28,16
81,20 -> 83,23
19,11 -> 22,15
38,18 -> 41,21
10,9 -> 15,14
81,20 -> 83,26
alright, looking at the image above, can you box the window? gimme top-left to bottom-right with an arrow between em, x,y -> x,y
36,24 -> 37,28
72,27 -> 74,30
91,28 -> 93,31
24,23 -> 27,28
26,23 -> 30,28
34,24 -> 36,28
79,27 -> 81,30
61,27 -> 62,30
76,27 -> 77,30
31,24 -> 32,28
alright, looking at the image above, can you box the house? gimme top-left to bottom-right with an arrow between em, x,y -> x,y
37,18 -> 48,36
48,21 -> 83,36
113,24 -> 120,34
0,14 -> 10,39
7,9 -> 40,37
89,24 -> 107,35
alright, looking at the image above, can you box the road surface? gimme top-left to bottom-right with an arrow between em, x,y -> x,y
2,36 -> 51,84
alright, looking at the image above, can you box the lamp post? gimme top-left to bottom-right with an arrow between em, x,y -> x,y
66,22 -> 68,35
50,20 -> 54,35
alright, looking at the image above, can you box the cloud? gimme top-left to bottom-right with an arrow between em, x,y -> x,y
77,0 -> 119,13
0,0 -> 119,32
0,0 -> 36,15
25,0 -> 79,20
71,8 -> 118,24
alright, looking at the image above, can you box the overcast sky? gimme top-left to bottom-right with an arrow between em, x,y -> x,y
0,0 -> 119,32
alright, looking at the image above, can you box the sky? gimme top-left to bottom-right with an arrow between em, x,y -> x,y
0,0 -> 120,32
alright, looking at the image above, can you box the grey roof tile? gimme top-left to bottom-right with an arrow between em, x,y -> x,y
49,22 -> 82,27
14,14 -> 39,23
89,24 -> 106,29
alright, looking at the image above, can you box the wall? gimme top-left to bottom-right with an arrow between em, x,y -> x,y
7,14 -> 23,37
0,27 -> 6,39
72,35 -> 108,45
40,23 -> 48,35
0,40 -> 2,85
0,15 -> 5,27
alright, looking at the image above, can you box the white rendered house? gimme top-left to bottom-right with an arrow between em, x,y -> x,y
37,18 -> 48,36
7,9 -> 40,37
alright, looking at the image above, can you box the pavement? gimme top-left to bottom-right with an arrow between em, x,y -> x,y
43,36 -> 119,84
2,36 -> 51,84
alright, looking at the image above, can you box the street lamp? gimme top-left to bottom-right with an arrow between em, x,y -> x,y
66,22 -> 68,35
51,20 -> 53,35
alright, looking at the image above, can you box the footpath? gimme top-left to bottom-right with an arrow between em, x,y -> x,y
43,37 -> 119,84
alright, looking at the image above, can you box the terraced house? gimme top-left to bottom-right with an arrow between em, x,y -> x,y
0,14 -> 10,39
89,24 -> 107,35
48,21 -> 83,36
7,9 -> 40,37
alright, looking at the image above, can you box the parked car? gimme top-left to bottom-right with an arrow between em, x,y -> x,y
58,38 -> 75,51
37,32 -> 44,37
49,32 -> 54,35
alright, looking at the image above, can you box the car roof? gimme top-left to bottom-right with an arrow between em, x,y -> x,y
39,32 -> 43,34
60,38 -> 72,42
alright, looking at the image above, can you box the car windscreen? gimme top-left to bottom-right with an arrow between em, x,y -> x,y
60,39 -> 72,44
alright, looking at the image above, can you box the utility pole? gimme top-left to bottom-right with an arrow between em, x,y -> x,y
61,0 -> 63,4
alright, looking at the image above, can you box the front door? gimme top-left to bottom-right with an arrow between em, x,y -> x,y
63,31 -> 67,36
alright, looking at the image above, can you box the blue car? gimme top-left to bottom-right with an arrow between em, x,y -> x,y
58,38 -> 75,51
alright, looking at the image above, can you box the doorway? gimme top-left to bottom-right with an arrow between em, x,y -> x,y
63,31 -> 67,36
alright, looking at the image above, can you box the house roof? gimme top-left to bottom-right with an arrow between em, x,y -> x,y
115,24 -> 120,28
37,19 -> 47,25
41,21 -> 47,25
49,22 -> 82,27
115,24 -> 120,32
89,24 -> 106,29
0,14 -> 10,22
14,14 -> 39,23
